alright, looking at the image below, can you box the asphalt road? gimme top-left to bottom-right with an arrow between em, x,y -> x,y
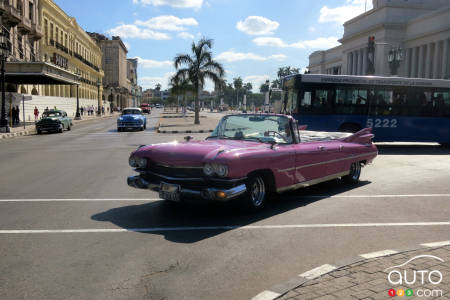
0,109 -> 449,300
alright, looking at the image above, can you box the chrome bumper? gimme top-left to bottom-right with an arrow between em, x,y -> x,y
127,175 -> 247,202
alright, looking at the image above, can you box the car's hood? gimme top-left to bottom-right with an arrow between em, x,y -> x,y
135,139 -> 268,166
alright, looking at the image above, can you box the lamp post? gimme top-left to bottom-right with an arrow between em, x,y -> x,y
74,71 -> 81,120
0,29 -> 10,133
96,78 -> 101,116
388,47 -> 403,76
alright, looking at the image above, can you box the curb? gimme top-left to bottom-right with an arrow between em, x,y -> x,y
0,114 -> 116,140
252,240 -> 450,300
157,124 -> 214,134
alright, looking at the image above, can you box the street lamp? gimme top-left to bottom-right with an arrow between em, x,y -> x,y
74,71 -> 81,120
388,47 -> 403,76
0,29 -> 10,133
96,78 -> 101,116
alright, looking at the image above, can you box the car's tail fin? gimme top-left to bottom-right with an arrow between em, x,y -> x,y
339,128 -> 374,144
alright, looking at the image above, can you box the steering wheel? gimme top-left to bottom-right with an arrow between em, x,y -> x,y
264,131 -> 288,142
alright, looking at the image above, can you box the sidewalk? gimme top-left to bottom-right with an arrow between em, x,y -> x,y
0,113 -> 119,139
254,242 -> 450,300
158,111 -> 220,134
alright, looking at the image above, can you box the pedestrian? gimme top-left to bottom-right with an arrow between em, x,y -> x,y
44,107 -> 49,113
54,106 -> 57,110
102,106 -> 105,115
80,106 -> 84,115
15,105 -> 20,125
11,106 -> 16,125
34,106 -> 39,121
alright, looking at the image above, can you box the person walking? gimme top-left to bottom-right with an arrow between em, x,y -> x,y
11,106 -> 16,125
34,106 -> 39,121
80,106 -> 84,116
15,105 -> 20,125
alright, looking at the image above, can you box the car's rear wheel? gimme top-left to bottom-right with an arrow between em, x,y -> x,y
343,162 -> 361,184
241,175 -> 267,212
37,129 -> 42,134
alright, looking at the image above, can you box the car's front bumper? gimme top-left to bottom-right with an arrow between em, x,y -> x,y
127,174 -> 247,202
117,123 -> 144,128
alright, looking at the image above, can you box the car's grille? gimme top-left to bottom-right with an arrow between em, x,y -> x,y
147,163 -> 203,178
119,121 -> 140,126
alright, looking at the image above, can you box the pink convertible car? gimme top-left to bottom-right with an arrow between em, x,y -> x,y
128,114 -> 377,211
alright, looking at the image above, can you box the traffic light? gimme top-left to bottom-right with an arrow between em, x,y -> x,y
368,36 -> 375,50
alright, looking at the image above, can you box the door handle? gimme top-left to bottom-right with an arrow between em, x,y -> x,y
318,146 -> 325,151
339,145 -> 344,150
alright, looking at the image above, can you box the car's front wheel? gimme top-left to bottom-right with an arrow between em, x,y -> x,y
343,162 -> 361,184
241,175 -> 267,212
58,124 -> 64,133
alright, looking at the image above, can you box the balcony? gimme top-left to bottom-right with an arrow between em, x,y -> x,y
2,2 -> 21,25
17,16 -> 32,34
30,22 -> 43,39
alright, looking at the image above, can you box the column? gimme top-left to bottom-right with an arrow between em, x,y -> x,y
404,48 -> 411,77
353,51 -> 358,75
411,47 -> 417,77
425,43 -> 432,78
433,41 -> 440,79
348,53 -> 353,75
443,39 -> 449,79
362,48 -> 367,75
358,49 -> 363,75
417,45 -> 424,78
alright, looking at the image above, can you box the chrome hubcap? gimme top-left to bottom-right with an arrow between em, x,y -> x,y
250,177 -> 265,207
350,162 -> 361,180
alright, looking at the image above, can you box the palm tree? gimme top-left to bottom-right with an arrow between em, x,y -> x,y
174,38 -> 225,124
170,74 -> 192,114
233,77 -> 243,108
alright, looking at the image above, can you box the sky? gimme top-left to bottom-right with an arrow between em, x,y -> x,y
55,0 -> 373,92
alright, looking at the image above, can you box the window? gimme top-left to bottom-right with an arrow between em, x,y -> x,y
44,19 -> 48,44
29,2 -> 33,20
50,23 -> 53,41
335,87 -> 368,115
65,34 -> 67,47
55,26 -> 59,43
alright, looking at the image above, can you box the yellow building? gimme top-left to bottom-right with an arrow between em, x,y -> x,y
39,0 -> 103,101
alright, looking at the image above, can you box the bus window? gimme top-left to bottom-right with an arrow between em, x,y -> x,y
336,87 -> 368,115
373,89 -> 393,116
433,91 -> 450,117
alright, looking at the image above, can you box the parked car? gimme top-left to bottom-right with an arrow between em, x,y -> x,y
117,108 -> 147,132
36,110 -> 72,134
140,104 -> 151,114
127,114 -> 378,211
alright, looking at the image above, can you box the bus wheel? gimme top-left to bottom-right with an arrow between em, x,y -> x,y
338,123 -> 361,133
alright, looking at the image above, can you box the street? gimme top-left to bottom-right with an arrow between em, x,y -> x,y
1,109 -> 450,300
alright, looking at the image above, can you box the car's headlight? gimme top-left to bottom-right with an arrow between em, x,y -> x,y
129,156 -> 147,168
203,163 -> 214,176
214,164 -> 228,177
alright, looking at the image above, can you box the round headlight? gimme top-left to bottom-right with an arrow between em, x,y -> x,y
129,155 -> 137,168
203,163 -> 214,176
214,164 -> 228,177
135,157 -> 147,168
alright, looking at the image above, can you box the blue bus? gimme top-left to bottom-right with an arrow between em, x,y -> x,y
282,74 -> 450,144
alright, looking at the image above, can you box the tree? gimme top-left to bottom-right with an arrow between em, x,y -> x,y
169,74 -> 192,113
174,37 -> 225,124
243,82 -> 253,94
273,66 -> 300,89
233,77 -> 243,107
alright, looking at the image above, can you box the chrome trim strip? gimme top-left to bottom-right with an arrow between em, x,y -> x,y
277,151 -> 377,173
153,163 -> 203,169
276,171 -> 350,193
145,170 -> 202,181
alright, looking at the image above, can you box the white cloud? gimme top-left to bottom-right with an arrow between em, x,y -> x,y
253,36 -> 340,49
107,24 -> 170,40
236,16 -> 279,36
132,0 -> 203,9
134,57 -> 173,68
319,0 -> 372,25
308,26 -> 316,33
135,15 -> 198,31
139,72 -> 175,90
177,32 -> 195,40
215,51 -> 287,62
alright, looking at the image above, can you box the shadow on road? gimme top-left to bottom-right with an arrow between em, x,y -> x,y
91,179 -> 370,243
376,144 -> 450,155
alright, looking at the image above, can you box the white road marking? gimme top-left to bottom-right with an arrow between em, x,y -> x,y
299,264 -> 337,279
251,290 -> 281,300
360,249 -> 398,259
0,194 -> 448,202
1,222 -> 450,234
421,240 -> 450,247
0,198 -> 161,202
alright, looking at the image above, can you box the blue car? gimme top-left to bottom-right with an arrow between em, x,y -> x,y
117,108 -> 147,132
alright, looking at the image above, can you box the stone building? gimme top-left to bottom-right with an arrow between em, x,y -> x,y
1,0 -> 104,122
308,0 -> 450,79
88,33 -> 131,110
127,58 -> 140,107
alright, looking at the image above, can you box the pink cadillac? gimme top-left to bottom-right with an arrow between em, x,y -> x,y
127,114 -> 377,211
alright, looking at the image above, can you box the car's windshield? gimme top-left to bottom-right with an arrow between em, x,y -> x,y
210,115 -> 293,144
43,112 -> 61,118
122,110 -> 142,115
